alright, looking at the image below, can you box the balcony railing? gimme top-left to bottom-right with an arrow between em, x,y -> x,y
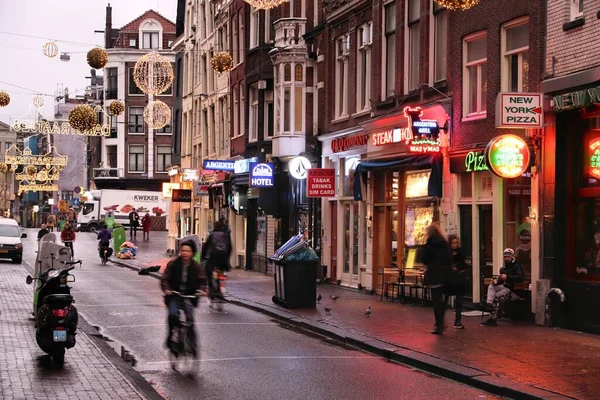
93,168 -> 123,179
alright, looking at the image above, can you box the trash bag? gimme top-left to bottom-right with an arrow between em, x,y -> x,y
284,245 -> 319,261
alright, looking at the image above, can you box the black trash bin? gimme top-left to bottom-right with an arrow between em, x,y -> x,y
272,259 -> 318,308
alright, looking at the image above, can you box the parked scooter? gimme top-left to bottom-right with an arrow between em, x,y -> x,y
26,258 -> 82,367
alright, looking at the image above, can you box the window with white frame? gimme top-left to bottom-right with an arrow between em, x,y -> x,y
129,38 -> 137,48
201,2 -> 207,40
357,22 -> 373,112
335,35 -> 350,118
384,1 -> 396,99
264,10 -> 271,42
238,13 -> 244,64
202,55 -> 208,93
502,18 -> 529,92
210,105 -> 216,154
294,64 -> 304,134
128,68 -> 144,95
233,86 -> 239,137
264,90 -> 274,139
463,32 -> 487,118
156,145 -> 171,172
240,84 -> 245,136
128,145 -> 145,172
432,2 -> 447,82
233,15 -> 239,65
219,97 -> 227,149
142,32 -> 159,49
203,109 -> 209,156
156,110 -> 172,134
128,107 -> 144,133
250,7 -> 260,48
570,0 -> 584,21
406,0 -> 420,92
249,85 -> 259,142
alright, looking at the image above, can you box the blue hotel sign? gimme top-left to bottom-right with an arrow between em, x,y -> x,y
249,163 -> 274,187
203,160 -> 235,171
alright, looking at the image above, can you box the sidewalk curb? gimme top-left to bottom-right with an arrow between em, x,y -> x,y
109,259 -> 574,400
22,259 -> 164,400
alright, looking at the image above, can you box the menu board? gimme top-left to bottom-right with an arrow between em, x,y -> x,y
405,205 -> 434,246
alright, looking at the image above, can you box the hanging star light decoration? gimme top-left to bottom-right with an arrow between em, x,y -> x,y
87,47 -> 109,69
108,101 -> 125,116
143,100 -> 171,130
211,52 -> 234,74
68,104 -> 97,132
133,52 -> 174,95
0,91 -> 9,107
434,0 -> 481,10
43,41 -> 59,58
244,0 -> 288,10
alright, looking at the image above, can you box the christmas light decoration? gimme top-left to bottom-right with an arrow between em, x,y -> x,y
434,0 -> 481,11
32,96 -> 44,108
0,163 -> 8,173
211,52 -> 234,74
244,0 -> 288,10
5,146 -> 68,168
68,104 -> 97,132
143,100 -> 171,130
87,47 -> 109,69
0,91 -> 10,107
108,101 -> 125,116
43,41 -> 59,58
25,165 -> 37,177
133,52 -> 174,95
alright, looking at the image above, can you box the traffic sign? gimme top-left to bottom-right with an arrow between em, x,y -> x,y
496,93 -> 543,129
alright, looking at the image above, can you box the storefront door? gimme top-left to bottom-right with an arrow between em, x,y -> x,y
330,202 -> 337,283
479,205 -> 493,303
341,202 -> 360,284
459,205 -> 474,300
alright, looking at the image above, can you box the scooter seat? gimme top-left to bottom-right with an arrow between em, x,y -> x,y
44,294 -> 73,304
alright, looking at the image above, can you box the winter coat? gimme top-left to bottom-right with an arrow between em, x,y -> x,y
160,257 -> 207,307
422,233 -> 452,287
201,230 -> 232,270
37,228 -> 49,240
499,259 -> 525,290
446,249 -> 468,296
60,228 -> 76,242
142,215 -> 151,232
97,229 -> 112,244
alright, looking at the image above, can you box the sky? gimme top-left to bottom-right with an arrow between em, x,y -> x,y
0,0 -> 177,125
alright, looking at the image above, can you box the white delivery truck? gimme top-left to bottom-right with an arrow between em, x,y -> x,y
77,189 -> 167,232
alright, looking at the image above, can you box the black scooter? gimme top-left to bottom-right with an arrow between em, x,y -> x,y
26,259 -> 81,367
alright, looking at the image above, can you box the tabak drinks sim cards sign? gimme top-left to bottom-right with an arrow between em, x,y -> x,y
307,168 -> 336,197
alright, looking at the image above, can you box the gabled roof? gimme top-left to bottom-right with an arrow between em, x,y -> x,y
0,121 -> 9,130
118,9 -> 176,34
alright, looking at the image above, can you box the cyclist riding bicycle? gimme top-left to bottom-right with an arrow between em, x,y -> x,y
60,222 -> 76,257
160,240 -> 207,350
97,223 -> 112,259
201,221 -> 232,299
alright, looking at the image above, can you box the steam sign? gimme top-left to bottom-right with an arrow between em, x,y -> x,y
485,134 -> 530,179
249,163 -> 274,187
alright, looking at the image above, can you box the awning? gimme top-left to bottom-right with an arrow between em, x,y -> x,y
353,154 -> 443,201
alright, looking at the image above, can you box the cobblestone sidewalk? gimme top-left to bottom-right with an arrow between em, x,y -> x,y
0,262 -> 147,400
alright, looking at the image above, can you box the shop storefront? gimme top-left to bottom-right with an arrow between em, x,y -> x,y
319,128 -> 368,287
542,75 -> 600,333
355,105 -> 447,292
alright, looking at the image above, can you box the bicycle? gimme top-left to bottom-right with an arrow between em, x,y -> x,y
98,243 -> 111,265
168,291 -> 200,376
208,269 -> 227,313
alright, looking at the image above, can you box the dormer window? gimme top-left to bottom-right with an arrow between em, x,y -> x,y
143,32 -> 159,49
139,20 -> 162,50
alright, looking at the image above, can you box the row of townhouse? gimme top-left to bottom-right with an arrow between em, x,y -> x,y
158,0 -> 600,333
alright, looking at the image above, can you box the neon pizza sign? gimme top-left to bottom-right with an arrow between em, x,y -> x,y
589,138 -> 600,179
485,134 -> 531,179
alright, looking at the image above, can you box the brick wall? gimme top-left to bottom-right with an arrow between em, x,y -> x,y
545,0 -> 600,78
448,0 -> 545,150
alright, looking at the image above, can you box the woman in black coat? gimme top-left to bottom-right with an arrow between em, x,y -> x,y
422,224 -> 452,335
447,234 -> 467,329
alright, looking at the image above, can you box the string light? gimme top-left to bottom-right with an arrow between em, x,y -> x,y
108,101 -> 125,116
32,96 -> 44,108
133,51 -> 174,95
87,47 -> 109,69
42,41 -> 58,58
0,91 -> 9,107
25,165 -> 37,177
68,104 -> 97,132
244,0 -> 288,10
0,163 -> 7,173
434,0 -> 481,11
211,52 -> 234,74
143,100 -> 171,130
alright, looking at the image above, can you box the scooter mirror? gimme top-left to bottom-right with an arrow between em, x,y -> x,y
67,275 -> 75,282
25,275 -> 33,285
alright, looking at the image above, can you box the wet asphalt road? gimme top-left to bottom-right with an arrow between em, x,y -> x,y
22,230 -> 499,400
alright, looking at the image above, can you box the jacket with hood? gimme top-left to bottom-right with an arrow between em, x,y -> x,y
499,259 -> 525,290
422,233 -> 452,287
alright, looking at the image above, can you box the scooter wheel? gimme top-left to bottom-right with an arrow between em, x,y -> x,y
53,349 -> 65,368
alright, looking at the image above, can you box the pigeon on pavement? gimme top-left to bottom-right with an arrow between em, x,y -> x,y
317,294 -> 322,303
324,307 -> 331,315
365,306 -> 372,317
330,295 -> 339,302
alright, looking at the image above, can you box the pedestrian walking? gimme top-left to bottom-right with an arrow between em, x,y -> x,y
447,234 -> 467,329
129,209 -> 140,240
142,213 -> 151,240
60,222 -> 76,258
46,214 -> 55,232
422,223 -> 452,335
37,224 -> 49,241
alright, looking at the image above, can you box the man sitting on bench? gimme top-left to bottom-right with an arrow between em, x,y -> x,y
481,248 -> 525,327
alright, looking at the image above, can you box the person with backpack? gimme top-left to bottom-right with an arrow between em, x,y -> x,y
201,221 -> 232,298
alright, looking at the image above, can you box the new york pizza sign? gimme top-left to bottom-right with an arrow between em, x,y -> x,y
307,168 -> 336,197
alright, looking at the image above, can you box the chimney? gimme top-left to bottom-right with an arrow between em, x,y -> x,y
105,3 -> 112,49
176,0 -> 185,38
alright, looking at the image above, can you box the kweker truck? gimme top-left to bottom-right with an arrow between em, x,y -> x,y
76,189 -> 167,232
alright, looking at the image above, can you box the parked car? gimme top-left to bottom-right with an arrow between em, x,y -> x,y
0,218 -> 27,263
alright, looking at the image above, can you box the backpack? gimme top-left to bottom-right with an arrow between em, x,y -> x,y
210,231 -> 229,257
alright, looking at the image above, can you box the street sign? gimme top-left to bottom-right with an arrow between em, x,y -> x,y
496,93 -> 543,129
162,182 -> 180,198
307,168 -> 336,197
72,199 -> 80,208
249,163 -> 274,187
172,189 -> 192,203
193,181 -> 210,196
